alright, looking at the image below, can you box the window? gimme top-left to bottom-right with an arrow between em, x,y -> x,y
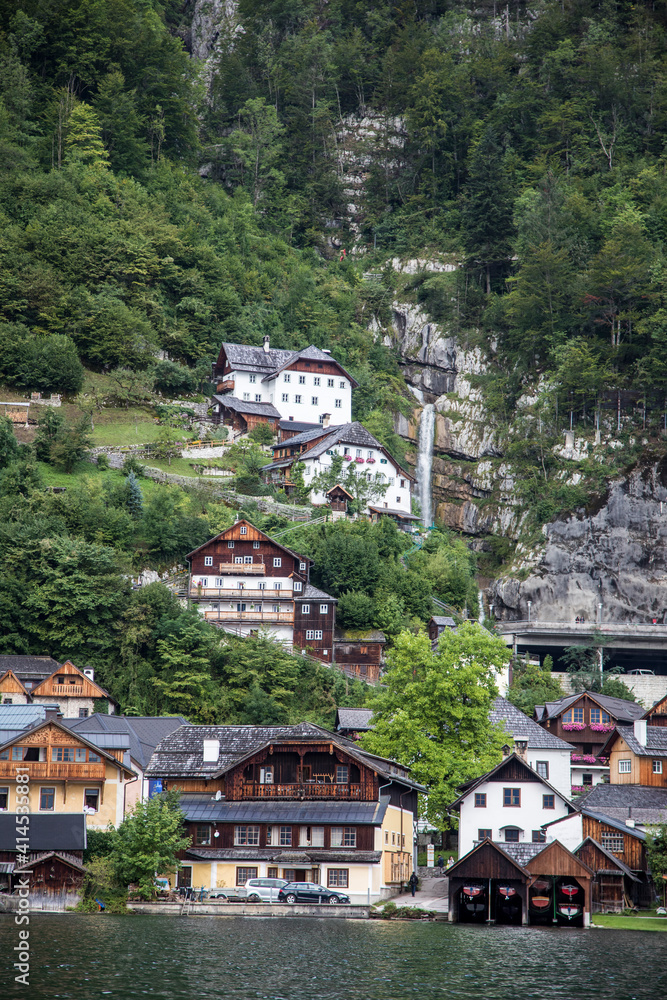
320,604 -> 329,614
294,394 -> 303,404
590,708 -> 611,725
306,630 -> 314,640
234,556 -> 244,564
78,708 -> 89,718
243,392 -> 250,401
234,825 -> 260,846
88,752 -> 101,763
336,765 -> 349,784
582,773 -> 593,785
653,760 -> 663,774
385,831 -> 389,844
400,479 -> 406,489
75,749 -> 87,762
504,828 -> 520,843
294,581 -> 302,592
204,556 -> 213,566
255,394 -> 262,402
313,377 -> 320,386
327,378 -> 334,387
298,375 -> 306,384
52,747 -> 75,762
503,788 -> 521,807
331,827 -> 356,847
273,582 -> 280,591
273,558 -> 282,567
194,824 -> 211,846
280,826 -> 292,846
282,393 -> 289,402
311,827 -> 325,846
312,396 -> 318,405
84,788 -> 99,812
478,828 -> 492,841
240,526 -> 247,535
618,759 -> 632,773
0,787 -> 8,810
601,831 -> 624,854
563,707 -> 584,725
300,562 -> 306,571
339,381 -> 345,389
328,869 -> 348,888
302,605 -> 310,615
227,541 -> 234,549
267,868 -> 279,879
356,450 -> 362,458
249,374 -> 256,383
244,556 -> 253,564
40,788 -> 55,811
272,604 -> 280,613
253,541 -> 260,549
536,761 -> 549,779
236,867 -> 258,885
380,458 -> 387,464
532,830 -> 546,843
474,793 -> 486,808
284,374 -> 291,383
542,795 -> 555,809
258,583 -> 266,590
335,399 -> 342,408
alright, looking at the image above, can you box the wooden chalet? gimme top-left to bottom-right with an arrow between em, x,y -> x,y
0,717 -> 136,829
145,721 -> 423,902
534,691 -> 644,758
644,693 -> 667,728
326,484 -> 353,514
0,670 -> 30,705
428,616 -> 456,643
333,628 -> 386,684
0,813 -> 87,905
447,839 -> 530,924
30,660 -> 116,718
186,520 -> 336,663
524,839 -> 593,926
599,720 -> 667,787
575,837 -> 642,912
210,396 -> 280,437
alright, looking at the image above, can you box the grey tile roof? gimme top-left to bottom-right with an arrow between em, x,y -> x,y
300,584 -> 337,602
222,343 -> 295,374
576,837 -> 640,881
577,783 -> 667,825
367,506 -> 420,519
179,796 -> 388,825
615,724 -> 667,757
333,629 -> 386,643
0,655 -> 59,679
213,395 -> 281,418
430,616 -> 457,628
491,697 -> 575,751
63,714 -> 188,771
335,708 -> 375,732
278,420 -> 322,433
540,692 -> 645,723
0,813 -> 87,852
579,807 -> 647,841
260,344 -> 358,387
498,841 -> 546,865
272,425 -> 336,449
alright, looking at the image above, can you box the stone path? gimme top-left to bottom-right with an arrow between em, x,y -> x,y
392,875 -> 449,913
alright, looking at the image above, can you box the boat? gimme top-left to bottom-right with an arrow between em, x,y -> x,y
557,904 -> 581,920
462,885 -> 483,897
497,886 -> 517,898
532,878 -> 550,892
461,885 -> 486,917
560,884 -> 580,897
530,895 -> 551,910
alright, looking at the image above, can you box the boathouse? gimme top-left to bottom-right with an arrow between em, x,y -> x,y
575,836 -> 641,912
447,839 -> 530,925
524,839 -> 593,927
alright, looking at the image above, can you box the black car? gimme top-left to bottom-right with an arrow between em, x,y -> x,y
277,881 -> 350,905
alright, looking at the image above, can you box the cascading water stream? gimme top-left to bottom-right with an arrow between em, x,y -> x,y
417,403 -> 435,527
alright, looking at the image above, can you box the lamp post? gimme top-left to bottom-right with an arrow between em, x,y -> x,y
527,601 -> 532,623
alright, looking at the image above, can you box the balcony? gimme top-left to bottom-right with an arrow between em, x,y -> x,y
571,754 -> 609,767
0,761 -> 106,780
241,782 -> 362,800
190,587 -> 293,600
51,684 -> 84,696
215,563 -> 266,576
216,378 -> 235,393
204,610 -> 294,623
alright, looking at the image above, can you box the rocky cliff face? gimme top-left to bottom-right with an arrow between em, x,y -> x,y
492,457 -> 667,622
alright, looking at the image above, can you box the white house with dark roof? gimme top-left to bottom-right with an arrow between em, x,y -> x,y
263,421 -> 415,517
212,338 -> 357,428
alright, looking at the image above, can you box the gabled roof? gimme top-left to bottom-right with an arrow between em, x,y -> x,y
185,519 -> 311,567
575,837 -> 640,881
278,419 -> 322,433
524,838 -> 594,878
367,506 -> 420,519
31,660 -> 114,702
272,425 -> 335,451
491,697 -> 575,751
0,669 -> 29,695
536,691 -> 644,724
446,837 -> 530,879
430,616 -> 457,628
293,422 -> 414,480
644,692 -> 667,720
0,813 -> 87,852
145,720 -> 423,789
14,851 -> 86,874
576,782 -> 667,825
600,724 -> 667,758
219,343 -> 295,374
326,484 -> 354,500
63,714 -> 189,771
260,344 -> 359,387
212,395 -> 281,418
0,655 -> 60,680
335,708 -> 374,732
580,807 -> 647,842
0,719 -> 136,778
299,583 -> 337,602
449,752 -> 575,812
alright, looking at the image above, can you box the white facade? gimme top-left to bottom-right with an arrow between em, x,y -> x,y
227,366 -> 352,426
457,770 -> 572,857
524,747 -> 572,800
541,812 -> 584,853
301,443 -> 412,515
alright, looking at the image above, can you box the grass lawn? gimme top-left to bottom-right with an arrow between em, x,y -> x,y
592,913 -> 667,931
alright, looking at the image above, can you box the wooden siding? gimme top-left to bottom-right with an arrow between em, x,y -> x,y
581,815 -> 647,871
189,523 -> 308,582
487,757 -> 541,783
645,694 -> 667,728
607,732 -> 667,787
31,660 -> 108,700
0,670 -> 29,695
448,840 -> 529,881
525,840 -> 593,879
225,743 -> 377,802
538,694 -> 618,754
0,723 -> 111,781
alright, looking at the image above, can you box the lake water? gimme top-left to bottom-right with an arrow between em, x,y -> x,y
1,914 -> 666,1000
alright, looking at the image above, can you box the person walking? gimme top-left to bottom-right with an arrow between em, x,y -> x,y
408,871 -> 418,897
437,854 -> 445,875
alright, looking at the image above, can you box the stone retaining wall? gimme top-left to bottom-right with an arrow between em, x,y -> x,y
128,901 -> 369,918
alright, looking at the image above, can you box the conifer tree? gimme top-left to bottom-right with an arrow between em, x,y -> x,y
125,471 -> 143,519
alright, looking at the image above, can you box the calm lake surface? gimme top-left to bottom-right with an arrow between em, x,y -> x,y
1,914 -> 666,1000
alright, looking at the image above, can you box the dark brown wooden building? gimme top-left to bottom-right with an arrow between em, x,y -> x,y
333,628 -> 386,684
534,691 -> 645,757
326,484 -> 354,514
644,693 -> 667,728
427,616 -> 456,643
524,839 -> 593,927
210,396 -> 280,437
447,839 -> 530,925
575,836 -> 642,912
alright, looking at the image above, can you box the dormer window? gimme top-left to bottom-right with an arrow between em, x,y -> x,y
240,526 -> 247,535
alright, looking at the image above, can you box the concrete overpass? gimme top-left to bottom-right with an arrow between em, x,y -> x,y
495,620 -> 667,655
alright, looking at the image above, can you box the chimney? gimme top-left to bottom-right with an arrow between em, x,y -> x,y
322,413 -> 331,428
633,719 -> 647,747
44,706 -> 60,722
83,667 -> 95,681
263,334 -> 270,354
514,737 -> 528,760
202,739 -> 220,763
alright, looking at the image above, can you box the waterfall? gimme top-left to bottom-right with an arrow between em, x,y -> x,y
417,403 -> 435,527
478,591 -> 485,624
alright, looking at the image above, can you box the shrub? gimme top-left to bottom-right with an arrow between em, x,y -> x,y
152,360 -> 197,397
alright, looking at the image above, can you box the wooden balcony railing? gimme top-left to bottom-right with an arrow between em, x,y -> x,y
217,379 -> 235,392
240,782 -> 362,799
0,761 -> 107,780
204,611 -> 294,623
51,684 -> 84,696
216,564 -> 266,575
190,587 -> 293,600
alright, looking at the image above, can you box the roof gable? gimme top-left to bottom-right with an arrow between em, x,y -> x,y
0,669 -> 29,695
0,720 -> 134,775
31,660 -> 113,701
185,519 -> 311,566
450,753 -> 574,811
524,838 -> 593,878
575,837 -> 640,880
644,693 -> 667,720
447,838 -> 529,880
491,697 -> 574,751
262,345 -> 359,387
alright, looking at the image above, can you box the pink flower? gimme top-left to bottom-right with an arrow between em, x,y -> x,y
366,457 -> 376,464
562,722 -> 586,731
343,455 -> 352,461
355,456 -> 365,464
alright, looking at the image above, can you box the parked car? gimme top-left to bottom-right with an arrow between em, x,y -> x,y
245,877 -> 289,902
277,882 -> 350,905
628,669 -> 654,675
